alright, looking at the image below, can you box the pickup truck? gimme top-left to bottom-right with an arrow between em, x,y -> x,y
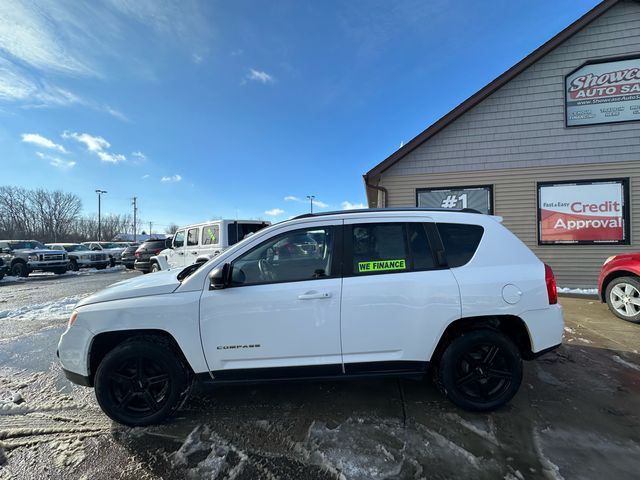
0,240 -> 68,277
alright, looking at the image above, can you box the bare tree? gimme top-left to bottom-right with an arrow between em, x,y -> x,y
165,223 -> 179,235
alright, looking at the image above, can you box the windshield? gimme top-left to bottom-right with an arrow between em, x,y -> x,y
64,244 -> 90,252
10,241 -> 45,250
99,242 -> 120,249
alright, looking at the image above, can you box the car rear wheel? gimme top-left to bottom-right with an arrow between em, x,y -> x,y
606,276 -> 640,323
437,329 -> 522,411
94,338 -> 190,426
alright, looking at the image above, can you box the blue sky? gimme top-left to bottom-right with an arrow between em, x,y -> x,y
0,0 -> 601,232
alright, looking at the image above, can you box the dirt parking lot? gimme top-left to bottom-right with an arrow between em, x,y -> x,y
0,273 -> 639,479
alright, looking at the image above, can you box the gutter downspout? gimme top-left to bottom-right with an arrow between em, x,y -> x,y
363,175 -> 388,208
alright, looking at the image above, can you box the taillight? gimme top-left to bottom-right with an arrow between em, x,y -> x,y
153,248 -> 162,255
545,263 -> 557,305
134,252 -> 140,257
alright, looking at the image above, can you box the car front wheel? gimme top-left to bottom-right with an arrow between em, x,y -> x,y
150,262 -> 160,273
437,329 -> 522,412
94,338 -> 190,426
606,276 -> 640,323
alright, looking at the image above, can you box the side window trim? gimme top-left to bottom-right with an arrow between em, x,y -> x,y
425,222 -> 448,268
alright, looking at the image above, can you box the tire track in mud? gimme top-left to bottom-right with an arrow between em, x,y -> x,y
0,366 -> 114,472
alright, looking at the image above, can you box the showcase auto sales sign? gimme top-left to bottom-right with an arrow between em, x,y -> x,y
539,182 -> 625,243
566,58 -> 640,126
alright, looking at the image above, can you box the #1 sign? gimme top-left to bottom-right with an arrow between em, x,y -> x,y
538,180 -> 628,244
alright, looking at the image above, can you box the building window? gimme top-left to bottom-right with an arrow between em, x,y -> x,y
416,185 -> 493,214
537,178 -> 630,245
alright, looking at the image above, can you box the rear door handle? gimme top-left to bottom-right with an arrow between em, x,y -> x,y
191,251 -> 198,255
298,292 -> 331,300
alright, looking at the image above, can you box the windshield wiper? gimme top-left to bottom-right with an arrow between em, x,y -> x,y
177,263 -> 203,282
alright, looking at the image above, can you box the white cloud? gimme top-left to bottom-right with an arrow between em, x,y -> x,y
21,133 -> 67,153
161,174 -> 182,183
342,201 -> 366,210
0,2 -> 95,76
284,195 -> 300,201
265,208 -> 285,216
97,151 -> 126,163
132,151 -> 146,160
246,68 -> 275,84
62,131 -> 126,163
62,131 -> 109,152
313,200 -> 329,208
141,174 -> 150,179
36,152 -> 75,169
192,53 -> 204,64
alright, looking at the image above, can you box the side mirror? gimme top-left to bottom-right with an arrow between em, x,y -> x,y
209,263 -> 230,290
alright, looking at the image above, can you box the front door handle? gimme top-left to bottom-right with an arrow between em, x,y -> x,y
191,251 -> 198,255
298,291 -> 331,300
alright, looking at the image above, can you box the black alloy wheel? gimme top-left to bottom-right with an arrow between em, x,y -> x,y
94,339 -> 189,426
438,329 -> 522,411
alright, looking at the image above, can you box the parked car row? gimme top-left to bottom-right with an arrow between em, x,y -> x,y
0,239 -> 137,278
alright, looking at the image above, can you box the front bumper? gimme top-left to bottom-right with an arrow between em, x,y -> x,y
58,323 -> 93,381
77,259 -> 110,268
28,260 -> 68,270
134,259 -> 152,272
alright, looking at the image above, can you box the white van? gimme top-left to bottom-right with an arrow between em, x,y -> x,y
151,219 -> 270,272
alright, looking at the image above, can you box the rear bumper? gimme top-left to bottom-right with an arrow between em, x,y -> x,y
521,304 -> 565,354
134,260 -> 151,272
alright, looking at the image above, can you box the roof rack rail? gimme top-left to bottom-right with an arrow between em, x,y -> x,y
292,207 -> 483,220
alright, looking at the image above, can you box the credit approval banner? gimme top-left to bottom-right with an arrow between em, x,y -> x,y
538,180 -> 628,245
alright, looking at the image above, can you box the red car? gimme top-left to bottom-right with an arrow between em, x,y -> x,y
598,253 -> 640,323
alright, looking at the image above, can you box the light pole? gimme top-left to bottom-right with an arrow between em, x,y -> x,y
95,189 -> 107,240
306,195 -> 315,214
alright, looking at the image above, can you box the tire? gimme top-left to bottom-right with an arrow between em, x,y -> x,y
125,264 -> 134,270
437,329 -> 522,412
109,257 -> 116,267
0,273 -> 4,281
11,262 -> 29,278
150,262 -> 160,273
53,267 -> 67,275
94,338 -> 190,426
96,264 -> 107,270
68,260 -> 79,272
605,276 -> 640,323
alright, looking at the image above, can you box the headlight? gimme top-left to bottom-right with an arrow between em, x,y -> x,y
604,255 -> 616,265
28,254 -> 39,261
68,311 -> 78,327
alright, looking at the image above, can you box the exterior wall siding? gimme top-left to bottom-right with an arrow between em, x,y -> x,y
380,160 -> 640,288
384,0 -> 640,177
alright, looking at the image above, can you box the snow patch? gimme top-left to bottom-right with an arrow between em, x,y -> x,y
612,355 -> 640,371
557,287 -> 597,295
0,295 -> 84,322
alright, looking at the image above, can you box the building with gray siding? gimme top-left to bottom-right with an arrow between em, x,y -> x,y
364,0 -> 640,288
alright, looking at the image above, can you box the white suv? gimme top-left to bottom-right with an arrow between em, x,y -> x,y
151,219 -> 270,272
57,209 -> 563,426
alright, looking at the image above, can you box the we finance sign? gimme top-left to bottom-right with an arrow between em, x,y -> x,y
566,58 -> 640,126
537,180 -> 629,245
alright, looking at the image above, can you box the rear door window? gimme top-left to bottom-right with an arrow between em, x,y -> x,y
350,223 -> 408,275
437,223 -> 484,267
187,228 -> 199,247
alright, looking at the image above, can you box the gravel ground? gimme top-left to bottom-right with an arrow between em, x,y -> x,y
0,271 -> 639,479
